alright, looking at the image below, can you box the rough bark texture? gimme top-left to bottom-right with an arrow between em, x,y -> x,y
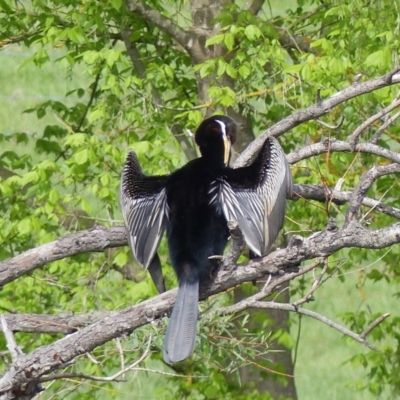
2,220 -> 400,396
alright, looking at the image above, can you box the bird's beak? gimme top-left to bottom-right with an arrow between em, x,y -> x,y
223,136 -> 231,166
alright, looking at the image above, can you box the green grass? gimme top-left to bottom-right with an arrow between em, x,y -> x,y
0,47 -> 89,135
294,270 -> 396,400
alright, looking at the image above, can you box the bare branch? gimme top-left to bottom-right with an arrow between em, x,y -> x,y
124,1 -> 190,50
0,312 -> 116,334
1,221 -> 400,393
0,317 -> 23,362
0,317 -> 43,399
0,226 -> 126,287
346,164 -> 400,223
39,335 -> 152,384
287,139 -> 400,165
371,110 -> 400,144
250,302 -> 379,351
223,221 -> 246,266
348,99 -> 400,147
235,69 -> 400,168
360,313 -> 391,339
292,183 -> 400,220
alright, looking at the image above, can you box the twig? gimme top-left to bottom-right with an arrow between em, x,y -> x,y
0,316 -> 23,362
315,115 -> 345,130
39,335 -> 152,384
348,98 -> 400,147
235,68 -> 400,168
346,164 -> 400,223
250,301 -> 379,351
370,110 -> 400,144
115,337 -> 125,377
293,257 -> 328,306
360,313 -> 391,339
292,184 -> 400,220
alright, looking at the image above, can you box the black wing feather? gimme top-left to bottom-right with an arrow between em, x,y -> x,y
210,137 -> 292,256
119,151 -> 168,269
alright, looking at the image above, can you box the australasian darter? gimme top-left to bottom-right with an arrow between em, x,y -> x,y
120,115 -> 292,364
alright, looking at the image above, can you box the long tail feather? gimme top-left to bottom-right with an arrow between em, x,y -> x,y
163,280 -> 199,364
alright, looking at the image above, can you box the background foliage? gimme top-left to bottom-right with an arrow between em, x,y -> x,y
1,0 -> 400,398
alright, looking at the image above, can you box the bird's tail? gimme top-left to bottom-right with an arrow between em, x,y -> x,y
163,279 -> 199,364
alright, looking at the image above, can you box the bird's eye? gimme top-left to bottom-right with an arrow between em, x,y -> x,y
210,126 -> 222,135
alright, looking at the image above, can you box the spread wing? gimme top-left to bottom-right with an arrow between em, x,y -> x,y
119,151 -> 168,270
209,136 -> 292,256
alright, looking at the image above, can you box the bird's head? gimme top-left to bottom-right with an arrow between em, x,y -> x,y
195,115 -> 237,166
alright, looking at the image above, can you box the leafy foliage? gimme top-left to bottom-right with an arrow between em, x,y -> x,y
1,0 -> 400,398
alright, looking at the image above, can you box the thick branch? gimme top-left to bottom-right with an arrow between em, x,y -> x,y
234,69 -> 400,168
124,1 -> 190,50
0,226 -> 126,287
1,220 -> 400,393
245,0 -> 265,15
287,139 -> 400,165
0,312 -> 116,334
292,184 -> 400,220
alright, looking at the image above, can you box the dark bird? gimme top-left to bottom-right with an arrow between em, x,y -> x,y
120,115 -> 292,364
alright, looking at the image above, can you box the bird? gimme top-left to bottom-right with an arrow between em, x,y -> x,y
119,115 -> 292,364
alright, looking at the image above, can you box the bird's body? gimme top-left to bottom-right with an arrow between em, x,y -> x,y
166,157 -> 229,283
120,115 -> 292,364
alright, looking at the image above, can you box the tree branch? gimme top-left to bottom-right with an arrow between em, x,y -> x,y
2,220 -> 400,394
124,1 -> 190,51
249,302 -> 380,351
346,163 -> 400,223
245,0 -> 265,15
292,183 -> 400,220
0,312 -> 116,334
234,69 -> 400,168
287,139 -> 400,165
348,98 -> 400,147
371,110 -> 400,144
0,226 -> 126,287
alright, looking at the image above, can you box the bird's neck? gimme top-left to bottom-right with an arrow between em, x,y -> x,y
199,144 -> 228,168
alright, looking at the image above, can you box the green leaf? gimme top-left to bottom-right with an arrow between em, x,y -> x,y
164,65 -> 174,79
17,218 -> 32,235
21,171 -> 39,186
113,251 -> 129,267
238,64 -> 250,79
206,34 -> 225,47
110,0 -> 122,9
217,59 -> 226,77
83,50 -> 101,65
225,64 -> 237,78
244,25 -> 261,41
224,33 -> 235,51
88,108 -> 105,123
74,148 -> 89,165
64,133 -> 87,147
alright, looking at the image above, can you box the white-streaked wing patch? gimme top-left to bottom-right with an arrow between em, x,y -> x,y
119,151 -> 168,269
210,137 -> 292,256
